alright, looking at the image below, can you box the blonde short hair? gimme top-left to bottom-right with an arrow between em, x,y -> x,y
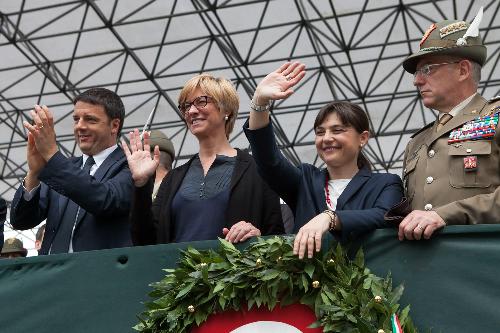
178,74 -> 239,139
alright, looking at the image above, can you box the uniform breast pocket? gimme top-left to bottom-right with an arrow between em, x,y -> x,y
448,141 -> 492,188
403,155 -> 419,198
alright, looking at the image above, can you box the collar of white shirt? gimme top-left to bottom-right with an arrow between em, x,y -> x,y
82,144 -> 118,171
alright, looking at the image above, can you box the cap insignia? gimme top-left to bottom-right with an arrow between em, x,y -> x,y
419,46 -> 445,52
439,21 -> 467,39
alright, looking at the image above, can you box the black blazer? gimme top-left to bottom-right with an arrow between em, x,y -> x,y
244,120 -> 404,242
10,148 -> 133,254
131,149 -> 284,245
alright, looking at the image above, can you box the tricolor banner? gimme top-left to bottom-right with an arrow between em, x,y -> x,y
391,313 -> 403,333
191,303 -> 323,333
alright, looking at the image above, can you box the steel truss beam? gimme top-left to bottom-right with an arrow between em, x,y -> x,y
0,0 -> 498,200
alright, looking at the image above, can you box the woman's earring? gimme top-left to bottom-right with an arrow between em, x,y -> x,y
225,115 -> 229,121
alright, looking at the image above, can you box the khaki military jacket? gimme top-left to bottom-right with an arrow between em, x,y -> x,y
403,94 -> 500,225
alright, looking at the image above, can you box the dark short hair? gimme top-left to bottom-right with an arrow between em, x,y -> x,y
158,151 -> 173,171
313,101 -> 371,170
36,224 -> 46,242
73,88 -> 125,137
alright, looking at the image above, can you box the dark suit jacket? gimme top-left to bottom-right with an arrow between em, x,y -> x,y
10,148 -> 133,254
244,120 -> 404,242
131,149 -> 284,245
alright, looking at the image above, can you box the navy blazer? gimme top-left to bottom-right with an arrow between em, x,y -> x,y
10,148 -> 133,254
244,120 -> 404,242
131,149 -> 284,245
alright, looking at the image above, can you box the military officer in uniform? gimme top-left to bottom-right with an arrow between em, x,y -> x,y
398,10 -> 500,240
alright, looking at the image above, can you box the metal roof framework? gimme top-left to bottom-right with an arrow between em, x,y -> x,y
0,0 -> 499,251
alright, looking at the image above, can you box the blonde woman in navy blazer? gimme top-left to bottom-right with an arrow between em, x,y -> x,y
124,74 -> 284,245
244,62 -> 403,259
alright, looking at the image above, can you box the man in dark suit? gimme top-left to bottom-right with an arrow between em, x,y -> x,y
10,88 -> 133,254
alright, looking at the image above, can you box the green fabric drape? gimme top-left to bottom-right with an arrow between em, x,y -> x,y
1,226 -> 499,333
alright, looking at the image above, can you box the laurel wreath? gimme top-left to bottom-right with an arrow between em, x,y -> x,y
135,236 -> 417,333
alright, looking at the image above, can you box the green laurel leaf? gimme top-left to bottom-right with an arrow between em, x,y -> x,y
135,237 -> 418,333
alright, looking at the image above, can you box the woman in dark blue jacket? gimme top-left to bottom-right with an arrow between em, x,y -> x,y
244,62 -> 403,259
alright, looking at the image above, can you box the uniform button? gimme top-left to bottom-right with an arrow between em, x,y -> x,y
424,204 -> 433,211
426,176 -> 434,184
466,148 -> 472,153
428,150 -> 435,158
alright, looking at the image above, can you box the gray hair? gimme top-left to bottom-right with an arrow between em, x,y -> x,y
470,60 -> 482,85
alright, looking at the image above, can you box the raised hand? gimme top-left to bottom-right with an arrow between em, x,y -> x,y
121,129 -> 160,187
253,62 -> 306,105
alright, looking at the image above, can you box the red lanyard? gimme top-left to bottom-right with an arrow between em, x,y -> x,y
324,173 -> 332,209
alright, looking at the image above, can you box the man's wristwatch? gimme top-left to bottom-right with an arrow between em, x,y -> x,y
250,98 -> 271,112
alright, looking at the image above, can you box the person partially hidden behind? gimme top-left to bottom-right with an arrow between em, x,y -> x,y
10,88 -> 133,254
124,74 -> 284,245
393,10 -> 500,241
244,62 -> 403,259
35,223 -> 46,255
147,130 -> 175,201
1,237 -> 28,259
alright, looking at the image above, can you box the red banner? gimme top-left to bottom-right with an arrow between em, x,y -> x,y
191,303 -> 322,333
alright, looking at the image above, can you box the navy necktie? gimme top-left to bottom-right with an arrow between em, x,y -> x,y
50,156 -> 95,254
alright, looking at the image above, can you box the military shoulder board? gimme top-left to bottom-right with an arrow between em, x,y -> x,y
489,95 -> 500,103
448,112 -> 499,144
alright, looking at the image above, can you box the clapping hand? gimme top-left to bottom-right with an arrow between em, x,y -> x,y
23,105 -> 58,161
121,129 -> 160,187
23,105 -> 58,190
